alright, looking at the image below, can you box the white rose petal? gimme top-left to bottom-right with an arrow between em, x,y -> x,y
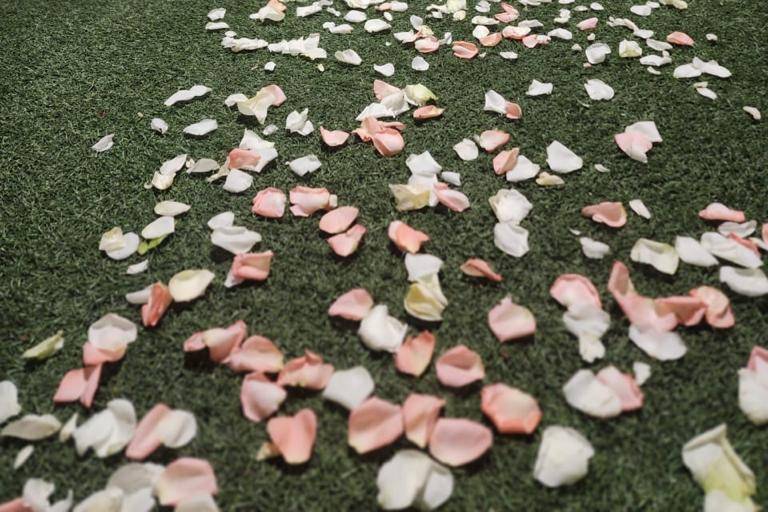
377,450 -> 453,510
527,79 -> 554,96
629,324 -> 687,361
546,141 -> 583,173
488,189 -> 532,224
405,254 -> 444,282
374,63 -> 395,77
494,222 -> 530,257
675,236 -> 718,267
164,85 -> 211,106
168,269 -> 215,302
141,216 -> 174,240
223,169 -> 253,193
0,381 -> 21,424
358,304 -> 407,353
563,369 -> 622,418
719,267 -> 768,297
506,155 -> 540,182
288,155 -> 322,177
630,238 -> 679,274
92,134 -> 115,153
584,79 -> 614,100
150,118 -> 168,134
211,226 -> 261,254
534,426 -> 595,487
183,119 -> 218,137
322,367 -> 375,409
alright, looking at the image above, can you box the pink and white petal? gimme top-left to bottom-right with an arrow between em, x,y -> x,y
492,149 -> 519,175
550,274 -> 601,309
488,297 -> 536,342
267,409 -> 317,464
241,373 -> 287,422
698,203 -> 745,223
231,251 -> 273,283
403,393 -> 445,448
481,383 -> 542,434
226,335 -> 284,373
395,331 -> 436,377
689,286 -> 735,329
595,366 -> 644,411
452,41 -> 479,59
477,130 -> 510,152
203,320 -> 247,363
277,350 -> 334,390
328,288 -> 374,321
654,296 -> 706,327
126,403 -> 171,460
413,106 -> 444,120
251,188 -> 286,218
327,224 -> 367,257
615,131 -> 653,163
388,221 -> 430,253
289,186 -> 334,217
348,397 -> 404,454
667,31 -> 694,46
428,418 -> 492,467
460,258 -> 502,282
320,127 -> 350,147
319,206 -> 359,234
435,345 -> 485,387
155,458 -> 218,507
434,184 -> 470,212
581,202 -> 627,228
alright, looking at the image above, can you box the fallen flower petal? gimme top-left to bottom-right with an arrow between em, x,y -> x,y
429,418 -> 492,467
53,364 -> 102,408
141,283 -> 172,328
698,202 -> 745,223
327,224 -> 367,256
388,220 -> 429,253
322,366 -> 375,410
320,127 -> 350,147
358,304 -> 407,352
319,206 -> 359,234
550,274 -> 601,309
435,345 -> 484,387
403,394 -> 445,448
155,458 -> 218,506
277,350 -> 333,389
348,397 -> 403,454
581,201 -> 627,227
595,366 -> 644,411
460,258 -> 502,282
168,269 -> 215,302
241,373 -> 287,423
328,288 -> 374,321
289,186 -> 336,217
1,414 -> 61,441
226,335 -> 284,373
395,331 -> 436,377
534,426 -> 594,487
689,286 -> 735,328
376,450 -> 453,511
251,187 -> 286,218
488,297 -> 535,342
481,383 -> 542,434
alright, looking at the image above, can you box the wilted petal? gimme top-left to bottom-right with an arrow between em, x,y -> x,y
348,397 -> 403,454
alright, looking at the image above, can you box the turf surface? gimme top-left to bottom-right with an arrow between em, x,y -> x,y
1,0 -> 767,509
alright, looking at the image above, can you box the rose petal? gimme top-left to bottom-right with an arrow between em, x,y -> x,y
689,286 -> 735,329
698,203 -> 745,223
53,364 -> 102,408
428,418 -> 492,467
563,369 -> 623,418
141,283 -> 172,328
241,373 -> 287,423
488,297 -> 536,342
533,426 -> 594,487
348,397 -> 403,454
481,383 -> 542,434
328,288 -> 374,321
435,345 -> 485,387
155,458 -> 218,506
289,186 -> 336,217
251,188 -> 286,218
322,366 -> 375,410
277,350 -> 334,390
403,394 -> 445,448
460,258 -> 502,282
581,201 -> 627,227
550,274 -> 601,309
327,224 -> 367,256
395,331 -> 436,377
319,206 -> 359,235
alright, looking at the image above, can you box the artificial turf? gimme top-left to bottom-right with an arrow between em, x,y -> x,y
1,0 -> 767,509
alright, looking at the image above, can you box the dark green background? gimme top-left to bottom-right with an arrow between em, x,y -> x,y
1,0 -> 766,509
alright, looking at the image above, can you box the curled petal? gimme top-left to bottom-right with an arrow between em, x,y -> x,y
319,206 -> 359,234
327,224 -> 367,256
452,41 -> 478,59
667,31 -> 694,46
241,373 -> 287,422
403,394 -> 445,448
251,187 -> 286,218
481,384 -> 542,434
581,202 -> 627,227
435,345 -> 484,387
229,251 -> 273,284
155,458 -> 218,507
689,286 -> 735,329
277,350 -> 334,390
289,186 -> 335,217
141,283 -> 173,328
395,331 -> 436,377
488,297 -> 536,342
608,261 -> 678,330
596,366 -> 644,412
615,131 -> 653,163
428,418 -> 492,467
413,105 -> 444,120
328,288 -> 374,321
198,320 -> 247,363
698,203 -> 745,223
655,296 -> 705,326
348,397 -> 403,454
460,258 -> 502,282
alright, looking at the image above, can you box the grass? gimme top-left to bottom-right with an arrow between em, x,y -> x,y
1,0 -> 767,509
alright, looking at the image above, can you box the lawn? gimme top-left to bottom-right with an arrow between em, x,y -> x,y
1,0 -> 767,509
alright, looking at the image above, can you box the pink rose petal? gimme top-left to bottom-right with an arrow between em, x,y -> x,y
502,26 -> 530,40
141,282 -> 173,328
479,32 -> 503,47
608,261 -> 678,331
53,364 -> 102,408
225,335 -> 284,373
667,31 -> 694,46
402,393 -> 445,448
460,258 -> 502,282
577,17 -> 598,31
227,148 -> 260,171
596,366 -> 644,411
373,79 -> 401,101
395,330 -> 436,377
231,251 -> 273,282
689,286 -> 735,329
698,203 -> 745,223
327,224 -> 367,257
267,409 -> 317,464
319,206 -> 359,234
156,458 -> 218,507
581,201 -> 627,228
505,102 -> 522,120
204,320 -> 248,363
488,297 -> 536,342
241,372 -> 287,422
328,288 -> 374,321
550,274 -> 601,309
277,350 -> 334,390
413,105 -> 444,120
348,397 -> 404,454
388,220 -> 430,253
126,403 -> 171,460
614,131 -> 653,163
415,36 -> 440,53
0,498 -> 31,512
492,148 -> 520,175
478,129 -> 510,152
251,188 -> 286,218
654,296 -> 706,327
428,418 -> 493,467
453,41 -> 479,59
289,186 -> 334,217
434,183 -> 470,212
481,383 -> 542,434
320,126 -> 350,147
82,340 -> 125,366
435,345 -> 485,387
747,346 -> 768,371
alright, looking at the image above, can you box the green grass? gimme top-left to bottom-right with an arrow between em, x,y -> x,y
1,0 -> 767,509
